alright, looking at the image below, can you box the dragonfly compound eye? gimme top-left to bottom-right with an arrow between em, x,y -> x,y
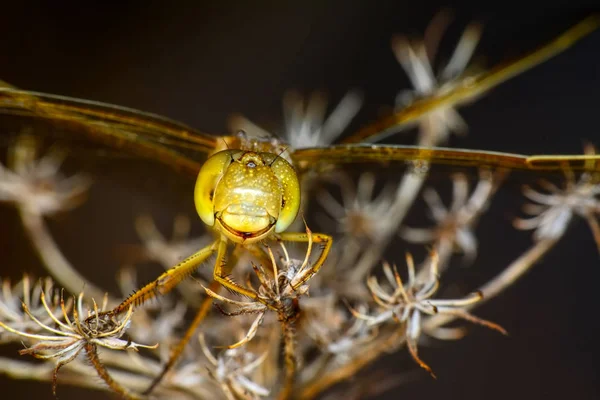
267,154 -> 300,233
194,150 -> 236,227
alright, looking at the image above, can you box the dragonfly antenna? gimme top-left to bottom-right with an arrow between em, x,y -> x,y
270,145 -> 290,166
220,137 -> 230,150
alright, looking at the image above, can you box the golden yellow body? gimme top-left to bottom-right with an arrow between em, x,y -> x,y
108,146 -> 332,394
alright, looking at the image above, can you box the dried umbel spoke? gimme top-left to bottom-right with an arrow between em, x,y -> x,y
0,134 -> 90,216
300,294 -> 350,351
132,214 -> 211,271
316,172 -> 408,298
204,237 -> 316,397
0,285 -> 157,398
281,91 -> 363,149
393,10 -> 482,145
351,252 -> 506,378
401,170 -> 501,267
204,240 -> 310,349
200,334 -> 270,400
413,158 -> 600,335
304,299 -> 376,368
335,13 -> 486,288
0,276 -> 68,342
0,133 -> 106,302
422,161 -> 600,333
230,90 -> 362,149
318,172 -> 402,245
514,151 -> 600,250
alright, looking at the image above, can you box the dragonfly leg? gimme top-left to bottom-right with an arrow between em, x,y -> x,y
243,242 -> 276,273
112,240 -> 219,314
143,280 -> 221,395
143,238 -> 246,394
213,239 -> 260,300
276,230 -> 333,290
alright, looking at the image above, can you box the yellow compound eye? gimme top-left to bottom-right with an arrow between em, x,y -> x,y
194,150 -> 235,227
269,155 -> 301,233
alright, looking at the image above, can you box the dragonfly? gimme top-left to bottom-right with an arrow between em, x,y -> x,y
0,13 -> 599,399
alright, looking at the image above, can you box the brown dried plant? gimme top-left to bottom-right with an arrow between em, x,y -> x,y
1,11 -> 599,400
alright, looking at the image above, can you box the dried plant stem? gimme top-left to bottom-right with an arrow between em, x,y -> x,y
0,357 -> 199,398
350,172 -> 427,282
423,237 -> 453,279
85,343 -> 143,400
424,237 -> 558,331
301,352 -> 335,387
19,208 -> 108,303
0,357 -> 54,380
476,238 -> 558,303
98,350 -> 161,378
298,327 -> 405,400
278,319 -> 298,400
144,280 -> 219,395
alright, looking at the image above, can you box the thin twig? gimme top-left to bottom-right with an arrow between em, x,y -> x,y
84,342 -> 143,400
278,319 -> 297,400
19,208 -> 109,304
298,327 -> 405,400
424,237 -> 558,331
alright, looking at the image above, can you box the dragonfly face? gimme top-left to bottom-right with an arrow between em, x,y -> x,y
0,12 -> 599,400
194,149 -> 300,244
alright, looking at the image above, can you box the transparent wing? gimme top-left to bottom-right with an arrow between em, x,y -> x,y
292,144 -> 600,175
0,85 -> 221,177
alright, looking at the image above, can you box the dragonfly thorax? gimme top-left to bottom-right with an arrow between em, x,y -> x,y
194,150 -> 301,244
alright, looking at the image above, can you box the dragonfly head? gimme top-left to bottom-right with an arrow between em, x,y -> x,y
194,149 -> 300,243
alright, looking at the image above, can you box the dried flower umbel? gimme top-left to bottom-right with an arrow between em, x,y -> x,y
350,252 -> 506,378
230,90 -> 363,150
0,134 -> 106,302
200,334 -> 270,400
514,145 -> 600,251
0,134 -> 90,216
1,11 -> 599,400
203,228 -> 322,398
401,170 -> 502,269
0,286 -> 156,399
0,276 -> 66,342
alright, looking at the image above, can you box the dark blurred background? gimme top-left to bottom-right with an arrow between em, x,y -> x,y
0,1 -> 599,399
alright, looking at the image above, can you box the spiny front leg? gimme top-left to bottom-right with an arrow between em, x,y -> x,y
113,240 -> 219,314
277,229 -> 333,290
